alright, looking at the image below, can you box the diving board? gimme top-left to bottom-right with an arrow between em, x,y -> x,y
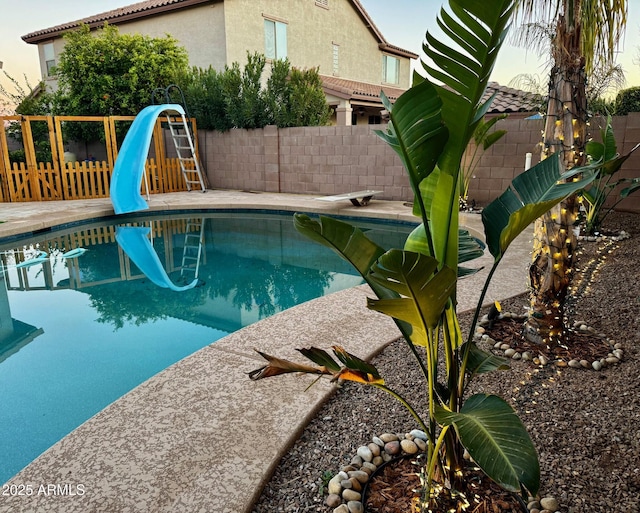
315,190 -> 383,207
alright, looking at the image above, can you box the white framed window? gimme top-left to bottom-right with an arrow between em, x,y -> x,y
382,54 -> 399,84
264,18 -> 287,60
43,43 -> 56,76
315,0 -> 329,8
332,43 -> 339,75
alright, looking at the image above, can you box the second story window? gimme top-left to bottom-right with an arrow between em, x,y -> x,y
332,43 -> 339,75
382,54 -> 399,84
43,43 -> 56,76
264,18 -> 287,60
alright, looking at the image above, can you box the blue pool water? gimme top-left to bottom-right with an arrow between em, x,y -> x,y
0,210 -> 414,484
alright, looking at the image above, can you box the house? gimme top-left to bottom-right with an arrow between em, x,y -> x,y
22,0 -> 417,125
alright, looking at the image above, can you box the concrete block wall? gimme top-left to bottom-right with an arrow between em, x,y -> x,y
608,114 -> 640,213
199,114 -> 640,213
200,124 -> 411,201
465,117 -> 544,206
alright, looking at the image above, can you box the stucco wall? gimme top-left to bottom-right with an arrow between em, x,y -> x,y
223,0 -> 411,88
38,2 -> 227,93
110,3 -> 227,71
198,114 -> 640,214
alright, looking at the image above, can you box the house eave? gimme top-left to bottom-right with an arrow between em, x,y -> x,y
378,43 -> 418,60
22,0 -> 215,44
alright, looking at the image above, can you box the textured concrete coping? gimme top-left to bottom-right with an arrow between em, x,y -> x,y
0,191 -> 532,513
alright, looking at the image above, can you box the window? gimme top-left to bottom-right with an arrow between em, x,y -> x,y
43,43 -> 56,76
382,55 -> 399,84
332,43 -> 339,75
264,19 -> 287,60
315,0 -> 329,7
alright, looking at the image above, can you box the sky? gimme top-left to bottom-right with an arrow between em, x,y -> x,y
1,0 -> 640,105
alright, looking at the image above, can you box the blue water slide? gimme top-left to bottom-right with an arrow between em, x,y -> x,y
115,226 -> 198,292
110,104 -> 185,215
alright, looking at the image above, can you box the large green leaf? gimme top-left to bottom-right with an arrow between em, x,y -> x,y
435,393 -> 540,495
423,0 -> 516,176
293,214 -> 386,284
585,117 -> 640,177
466,343 -> 510,374
375,82 -> 448,210
367,250 -> 457,337
404,224 -> 485,277
621,177 -> 640,198
481,153 -> 598,262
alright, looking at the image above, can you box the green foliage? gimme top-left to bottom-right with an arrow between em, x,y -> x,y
1,71 -> 53,162
178,53 -> 330,131
318,470 -> 334,496
0,71 -> 51,117
461,114 -> 508,205
221,52 -> 268,129
8,149 -> 26,164
614,86 -> 640,115
264,59 -> 294,127
175,66 -> 231,132
589,96 -> 616,116
580,118 -> 640,234
51,23 -> 189,141
286,67 -> 331,127
248,1 -> 617,508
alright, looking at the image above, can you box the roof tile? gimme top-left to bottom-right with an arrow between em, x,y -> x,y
22,0 -> 207,42
320,75 -> 407,104
482,81 -> 543,113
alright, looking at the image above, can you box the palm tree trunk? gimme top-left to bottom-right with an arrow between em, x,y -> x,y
525,6 -> 587,347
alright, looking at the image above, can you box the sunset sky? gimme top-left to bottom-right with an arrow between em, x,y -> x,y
1,0 -> 639,106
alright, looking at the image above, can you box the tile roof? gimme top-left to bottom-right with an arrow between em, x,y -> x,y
320,75 -> 407,104
482,81 -> 544,114
321,77 -> 543,112
22,0 -> 213,43
21,0 -> 417,60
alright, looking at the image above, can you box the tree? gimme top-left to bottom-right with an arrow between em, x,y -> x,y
178,54 -> 330,131
51,23 -> 189,140
0,71 -> 53,163
286,67 -> 331,127
220,52 -> 268,129
175,66 -> 231,131
514,1 -> 628,347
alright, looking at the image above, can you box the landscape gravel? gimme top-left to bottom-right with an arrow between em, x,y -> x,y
251,211 -> 640,513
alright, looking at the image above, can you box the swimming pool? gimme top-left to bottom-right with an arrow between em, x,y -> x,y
0,210 -> 415,485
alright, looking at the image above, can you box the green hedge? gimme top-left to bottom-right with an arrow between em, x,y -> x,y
614,87 -> 640,115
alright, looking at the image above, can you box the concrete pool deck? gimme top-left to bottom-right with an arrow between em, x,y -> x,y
0,191 -> 533,513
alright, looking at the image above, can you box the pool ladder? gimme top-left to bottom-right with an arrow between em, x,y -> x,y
165,113 -> 206,192
180,218 -> 205,279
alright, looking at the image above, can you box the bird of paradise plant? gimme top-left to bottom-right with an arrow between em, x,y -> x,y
250,0 -> 599,509
580,117 -> 640,235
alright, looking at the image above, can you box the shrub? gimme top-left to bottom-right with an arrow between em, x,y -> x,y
178,53 -> 330,131
614,86 -> 640,115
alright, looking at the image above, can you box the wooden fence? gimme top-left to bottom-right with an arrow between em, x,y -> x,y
0,114 -> 200,202
1,217 -> 200,291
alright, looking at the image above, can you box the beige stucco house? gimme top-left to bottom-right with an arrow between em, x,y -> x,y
22,0 -> 417,125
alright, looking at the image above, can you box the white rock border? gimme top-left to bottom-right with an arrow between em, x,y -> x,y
577,230 -> 630,243
324,429 -> 562,513
475,312 -> 623,371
